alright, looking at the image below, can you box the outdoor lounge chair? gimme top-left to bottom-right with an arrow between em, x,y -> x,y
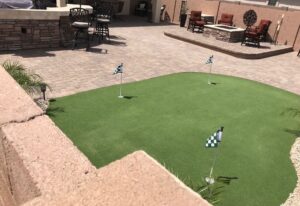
69,8 -> 91,51
241,19 -> 271,48
218,13 -> 234,26
187,11 -> 205,33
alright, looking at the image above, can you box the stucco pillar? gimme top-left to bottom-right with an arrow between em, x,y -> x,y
56,0 -> 67,7
152,0 -> 162,23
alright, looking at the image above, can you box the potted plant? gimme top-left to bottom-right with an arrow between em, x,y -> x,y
179,3 -> 188,27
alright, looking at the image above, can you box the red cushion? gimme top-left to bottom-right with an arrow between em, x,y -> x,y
194,20 -> 205,26
190,11 -> 202,21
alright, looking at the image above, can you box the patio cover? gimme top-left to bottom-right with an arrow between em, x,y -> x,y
0,0 -> 33,9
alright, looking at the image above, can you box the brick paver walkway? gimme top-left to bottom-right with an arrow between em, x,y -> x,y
0,21 -> 299,98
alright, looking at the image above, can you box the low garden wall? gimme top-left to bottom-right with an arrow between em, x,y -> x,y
0,5 -> 88,51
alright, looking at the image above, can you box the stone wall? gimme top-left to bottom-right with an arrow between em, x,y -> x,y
0,20 -> 60,51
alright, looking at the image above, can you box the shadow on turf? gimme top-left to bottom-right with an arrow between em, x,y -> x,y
208,82 -> 220,85
285,129 -> 300,137
281,108 -> 300,137
281,108 -> 300,118
46,100 -> 65,117
123,96 -> 137,100
217,176 -> 239,185
46,107 -> 65,117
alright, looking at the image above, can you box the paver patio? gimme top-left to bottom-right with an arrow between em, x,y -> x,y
0,18 -> 300,98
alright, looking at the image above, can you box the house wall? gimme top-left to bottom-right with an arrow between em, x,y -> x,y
162,0 -> 300,50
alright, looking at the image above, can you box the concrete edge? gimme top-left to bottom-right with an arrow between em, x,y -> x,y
164,32 -> 293,59
136,150 -> 212,204
282,137 -> 300,205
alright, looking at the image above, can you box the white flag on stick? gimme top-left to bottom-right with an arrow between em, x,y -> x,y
205,55 -> 214,84
113,63 -> 124,98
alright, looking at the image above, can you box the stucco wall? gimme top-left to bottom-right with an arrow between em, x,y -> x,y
0,130 -> 16,206
25,151 -> 211,206
1,132 -> 41,205
162,0 -> 300,50
216,1 -> 300,50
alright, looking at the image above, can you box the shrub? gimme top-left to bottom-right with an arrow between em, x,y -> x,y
2,60 -> 48,94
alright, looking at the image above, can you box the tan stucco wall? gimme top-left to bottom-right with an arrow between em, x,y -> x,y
1,130 -> 41,205
0,130 -> 16,206
216,1 -> 300,50
26,151 -> 211,206
162,0 -> 300,50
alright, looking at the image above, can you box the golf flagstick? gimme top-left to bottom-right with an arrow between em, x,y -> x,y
113,63 -> 124,98
208,63 -> 213,85
119,72 -> 123,98
207,145 -> 220,184
206,55 -> 214,85
205,126 -> 224,185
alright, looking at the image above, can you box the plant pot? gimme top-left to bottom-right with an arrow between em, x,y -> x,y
180,14 -> 187,27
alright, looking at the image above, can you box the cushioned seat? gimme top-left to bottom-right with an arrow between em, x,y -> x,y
96,18 -> 110,23
187,11 -> 205,33
218,13 -> 234,26
72,21 -> 89,28
69,8 -> 91,51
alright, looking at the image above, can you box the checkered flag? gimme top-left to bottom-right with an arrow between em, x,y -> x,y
113,63 -> 123,74
205,127 -> 224,148
205,55 -> 214,64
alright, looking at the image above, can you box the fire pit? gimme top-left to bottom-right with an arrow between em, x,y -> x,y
204,24 -> 245,42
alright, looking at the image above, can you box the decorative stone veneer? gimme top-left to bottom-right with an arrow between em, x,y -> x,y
203,25 -> 245,43
0,17 -> 74,51
0,20 -> 60,51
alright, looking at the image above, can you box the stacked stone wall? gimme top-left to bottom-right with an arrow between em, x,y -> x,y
0,20 -> 60,51
0,16 -> 74,51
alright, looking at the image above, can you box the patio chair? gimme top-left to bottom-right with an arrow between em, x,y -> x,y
218,13 -> 234,26
135,1 -> 148,16
241,19 -> 271,48
187,11 -> 205,33
69,8 -> 91,51
94,2 -> 113,42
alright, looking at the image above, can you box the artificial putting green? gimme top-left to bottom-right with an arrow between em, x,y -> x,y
48,73 -> 300,206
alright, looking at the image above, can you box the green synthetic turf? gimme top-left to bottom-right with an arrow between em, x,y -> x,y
48,73 -> 300,206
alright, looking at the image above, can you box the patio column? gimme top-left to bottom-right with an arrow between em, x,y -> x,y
152,0 -> 162,23
57,0 -> 67,7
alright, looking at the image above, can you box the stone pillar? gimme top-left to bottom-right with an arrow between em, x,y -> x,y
56,0 -> 67,7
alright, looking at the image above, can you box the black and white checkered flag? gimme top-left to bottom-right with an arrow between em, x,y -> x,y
113,63 -> 123,74
205,127 -> 224,148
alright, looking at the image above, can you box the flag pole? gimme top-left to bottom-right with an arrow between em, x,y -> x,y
119,72 -> 123,98
208,62 -> 212,85
209,146 -> 220,179
205,126 -> 224,185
